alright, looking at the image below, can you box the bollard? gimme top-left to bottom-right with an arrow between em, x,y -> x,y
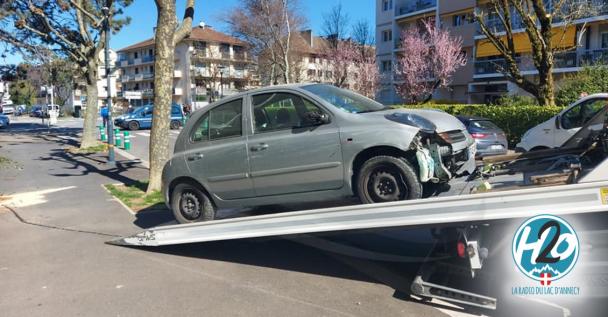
98,126 -> 103,140
182,115 -> 187,127
100,126 -> 107,142
123,131 -> 131,150
114,128 -> 122,147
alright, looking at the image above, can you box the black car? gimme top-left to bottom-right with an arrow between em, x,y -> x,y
457,116 -> 508,157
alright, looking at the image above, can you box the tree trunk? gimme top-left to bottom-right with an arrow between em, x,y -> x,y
80,61 -> 99,148
147,1 -> 177,194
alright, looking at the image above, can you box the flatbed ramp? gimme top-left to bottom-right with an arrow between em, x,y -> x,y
109,181 -> 608,247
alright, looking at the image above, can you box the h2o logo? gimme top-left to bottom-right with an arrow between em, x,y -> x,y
512,215 -> 579,285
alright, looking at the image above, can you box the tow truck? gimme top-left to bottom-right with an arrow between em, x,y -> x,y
109,106 -> 608,313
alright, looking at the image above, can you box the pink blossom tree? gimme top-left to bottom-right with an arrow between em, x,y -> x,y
323,40 -> 358,88
395,20 -> 466,104
352,52 -> 380,99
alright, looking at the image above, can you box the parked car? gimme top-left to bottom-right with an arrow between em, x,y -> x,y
1,104 -> 14,115
161,84 -> 476,223
0,114 -> 9,128
30,105 -> 43,117
517,94 -> 608,151
457,116 -> 508,157
114,104 -> 184,130
14,105 -> 26,116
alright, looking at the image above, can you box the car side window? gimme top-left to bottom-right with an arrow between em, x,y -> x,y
252,93 -> 326,133
191,99 -> 242,142
562,99 -> 607,130
171,106 -> 182,115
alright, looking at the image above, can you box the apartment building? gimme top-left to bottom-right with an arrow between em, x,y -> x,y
117,24 -> 257,108
259,30 -> 372,88
376,0 -> 608,104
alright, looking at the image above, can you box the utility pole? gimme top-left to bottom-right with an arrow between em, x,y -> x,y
103,3 -> 115,166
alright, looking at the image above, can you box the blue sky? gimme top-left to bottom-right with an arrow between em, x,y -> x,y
1,0 -> 375,65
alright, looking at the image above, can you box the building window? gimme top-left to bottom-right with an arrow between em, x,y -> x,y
134,52 -> 138,59
135,68 -> 139,74
307,69 -> 315,77
602,32 -> 608,49
148,49 -> 153,56
381,60 -> 392,73
382,30 -> 392,42
453,15 -> 464,26
382,0 -> 393,11
149,66 -> 154,73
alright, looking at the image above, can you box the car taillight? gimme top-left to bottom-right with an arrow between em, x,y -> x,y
470,133 -> 488,139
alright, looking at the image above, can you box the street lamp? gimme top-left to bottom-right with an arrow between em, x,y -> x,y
102,4 -> 115,167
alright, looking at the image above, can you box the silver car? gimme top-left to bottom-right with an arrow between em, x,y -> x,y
162,84 -> 476,223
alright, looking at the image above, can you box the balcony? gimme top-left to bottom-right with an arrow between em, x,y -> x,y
474,49 -> 607,76
143,72 -> 154,80
476,0 -> 608,35
192,67 -> 208,77
142,89 -> 154,97
221,52 -> 231,59
233,52 -> 246,60
192,49 -> 208,58
397,0 -> 436,17
142,55 -> 154,63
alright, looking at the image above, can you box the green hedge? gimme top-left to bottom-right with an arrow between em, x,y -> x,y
395,104 -> 564,147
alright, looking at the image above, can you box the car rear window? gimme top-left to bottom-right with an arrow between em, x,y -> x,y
470,120 -> 500,130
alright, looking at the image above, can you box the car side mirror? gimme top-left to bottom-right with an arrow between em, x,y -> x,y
555,115 -> 561,129
304,111 -> 330,126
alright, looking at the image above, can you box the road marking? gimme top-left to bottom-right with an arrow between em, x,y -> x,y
136,132 -> 149,137
0,186 -> 76,208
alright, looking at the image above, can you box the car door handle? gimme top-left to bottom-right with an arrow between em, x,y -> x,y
250,143 -> 269,152
187,153 -> 204,161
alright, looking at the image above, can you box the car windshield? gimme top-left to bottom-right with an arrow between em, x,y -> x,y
302,84 -> 388,114
471,120 -> 501,130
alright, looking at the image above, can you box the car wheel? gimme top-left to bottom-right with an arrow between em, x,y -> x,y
171,183 -> 216,223
357,156 -> 422,204
128,121 -> 140,131
170,120 -> 181,130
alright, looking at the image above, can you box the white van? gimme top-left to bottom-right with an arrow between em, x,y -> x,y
516,93 -> 608,151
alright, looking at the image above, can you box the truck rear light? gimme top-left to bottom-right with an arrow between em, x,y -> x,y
470,133 -> 488,139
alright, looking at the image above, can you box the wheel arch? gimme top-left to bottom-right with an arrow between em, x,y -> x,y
167,176 -> 216,208
350,145 -> 416,197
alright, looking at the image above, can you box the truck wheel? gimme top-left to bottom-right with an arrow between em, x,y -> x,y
357,156 -> 422,204
171,183 -> 216,223
128,121 -> 140,131
170,120 -> 181,130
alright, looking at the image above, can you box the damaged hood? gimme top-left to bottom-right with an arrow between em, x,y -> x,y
363,108 -> 467,133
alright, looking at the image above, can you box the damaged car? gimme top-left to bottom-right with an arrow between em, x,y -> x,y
162,84 -> 476,223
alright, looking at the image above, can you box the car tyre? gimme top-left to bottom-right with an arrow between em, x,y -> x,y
170,120 -> 181,130
171,183 -> 216,223
128,121 -> 140,131
357,156 -> 422,204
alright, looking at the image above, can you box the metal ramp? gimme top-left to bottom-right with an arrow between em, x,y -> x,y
108,181 -> 608,247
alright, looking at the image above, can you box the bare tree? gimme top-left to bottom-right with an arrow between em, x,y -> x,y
147,0 -> 194,193
475,0 -> 596,106
322,3 -> 350,48
351,19 -> 374,60
223,0 -> 305,85
0,0 -> 132,148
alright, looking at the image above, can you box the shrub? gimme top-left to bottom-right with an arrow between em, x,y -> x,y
556,65 -> 608,106
395,104 -> 564,147
492,95 -> 538,107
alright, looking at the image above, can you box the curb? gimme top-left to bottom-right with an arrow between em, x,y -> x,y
101,183 -> 137,215
114,147 -> 150,169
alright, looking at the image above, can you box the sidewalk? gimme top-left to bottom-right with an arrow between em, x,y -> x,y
0,128 -> 450,317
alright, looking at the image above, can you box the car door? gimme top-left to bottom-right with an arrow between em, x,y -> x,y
140,106 -> 153,128
247,91 -> 343,197
184,98 -> 254,200
556,98 -> 607,147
